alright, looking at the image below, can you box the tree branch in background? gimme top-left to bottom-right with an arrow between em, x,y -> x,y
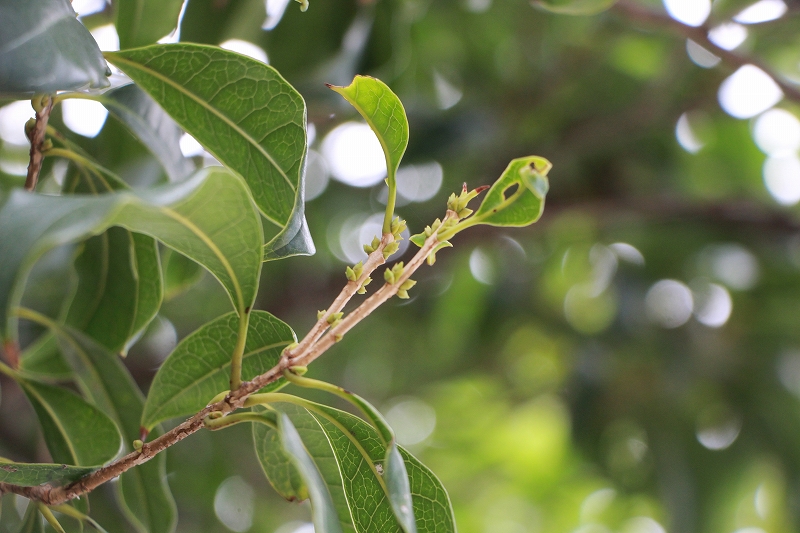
612,0 -> 800,103
24,95 -> 54,191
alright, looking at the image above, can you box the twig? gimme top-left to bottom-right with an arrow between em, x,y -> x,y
24,96 -> 54,191
612,0 -> 800,103
0,216 -> 447,506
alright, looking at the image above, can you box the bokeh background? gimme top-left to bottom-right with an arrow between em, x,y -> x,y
3,0 -> 800,532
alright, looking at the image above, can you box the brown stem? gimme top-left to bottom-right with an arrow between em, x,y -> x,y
612,0 -> 800,103
0,214 -> 450,506
24,96 -> 54,192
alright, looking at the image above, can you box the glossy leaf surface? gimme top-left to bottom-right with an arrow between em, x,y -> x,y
141,310 -> 295,430
0,168 -> 263,344
0,0 -> 109,95
252,407 -> 308,502
471,156 -> 550,228
0,460 -> 93,487
116,0 -> 186,49
105,45 -> 312,257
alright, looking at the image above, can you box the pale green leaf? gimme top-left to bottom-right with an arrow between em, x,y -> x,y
141,310 -> 295,430
278,414 -> 344,533
115,0 -> 186,49
104,45 -> 313,258
18,334 -> 71,380
98,84 -> 196,182
18,379 -> 121,467
0,168 -> 263,345
0,460 -> 93,487
252,407 -> 309,502
0,0 -> 109,96
533,0 -> 618,15
162,248 -> 204,301
471,156 -> 551,228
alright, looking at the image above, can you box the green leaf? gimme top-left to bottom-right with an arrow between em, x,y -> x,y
0,167 -> 263,345
328,76 -> 409,187
18,334 -> 71,380
18,502 -> 44,533
0,460 -> 93,487
104,44 -> 313,258
162,249 -> 204,301
470,156 -> 551,228
0,0 -> 109,96
115,0 -> 186,49
141,310 -> 295,430
98,84 -> 196,182
533,0 -> 618,15
51,323 -> 176,533
278,414 -> 344,533
18,378 -> 121,467
252,408 -> 309,502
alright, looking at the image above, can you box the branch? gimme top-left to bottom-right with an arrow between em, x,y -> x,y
0,216 -> 448,506
24,95 -> 54,191
612,0 -> 800,103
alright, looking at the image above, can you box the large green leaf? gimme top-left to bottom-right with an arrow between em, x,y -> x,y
162,248 -> 204,301
19,334 -> 71,380
0,168 -> 263,345
0,0 -> 109,96
104,44 -> 313,258
0,460 -> 93,487
115,0 -> 186,49
278,414 -> 344,533
471,156 -> 550,228
328,76 -> 408,193
52,323 -> 176,533
18,379 -> 121,467
141,310 -> 295,430
252,407 -> 308,502
98,84 -> 196,182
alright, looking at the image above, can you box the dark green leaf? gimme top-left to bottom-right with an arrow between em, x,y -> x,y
0,0 -> 109,96
115,0 -> 185,49
252,408 -> 308,502
104,44 -> 313,257
18,334 -> 71,380
471,156 -> 550,228
141,310 -> 295,430
534,0 -> 618,15
0,168 -> 263,345
278,414 -> 344,533
328,76 -> 409,187
0,460 -> 93,487
162,249 -> 204,301
98,84 -> 196,182
18,379 -> 121,467
52,324 -> 176,533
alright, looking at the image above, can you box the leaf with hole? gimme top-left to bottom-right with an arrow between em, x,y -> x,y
470,156 -> 551,228
0,0 -> 109,96
104,44 -> 313,259
141,310 -> 295,430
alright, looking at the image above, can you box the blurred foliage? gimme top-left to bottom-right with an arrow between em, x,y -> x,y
4,0 -> 800,532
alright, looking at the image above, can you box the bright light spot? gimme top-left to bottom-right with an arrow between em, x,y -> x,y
220,39 -> 268,63
733,529 -> 767,533
777,351 -> 800,398
686,39 -> 721,68
589,244 -> 618,296
753,108 -> 800,156
433,70 -> 463,110
764,156 -> 800,205
707,244 -> 760,290
708,23 -> 748,51
275,522 -> 314,533
676,113 -> 705,153
72,0 -> 107,16
0,146 -> 29,176
692,281 -> 733,327
663,0 -> 711,27
718,65 -> 783,119
396,162 -> 443,202
696,410 -> 741,450
142,317 -> 178,363
157,0 -> 189,44
0,101 -> 34,146
734,0 -> 787,24
322,122 -> 386,187
645,279 -> 693,328
304,149 -> 330,201
263,0 -> 292,30
203,153 -> 222,168
621,517 -> 667,533
469,247 -> 495,284
214,476 -> 255,532
307,122 -> 317,146
755,484 -> 770,519
90,24 -> 119,52
179,133 -> 204,157
336,213 -> 409,264
464,0 -> 492,12
62,99 -> 108,138
385,398 -> 437,446
51,159 -> 69,186
580,488 -> 616,522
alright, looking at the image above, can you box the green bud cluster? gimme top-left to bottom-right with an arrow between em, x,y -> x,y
390,216 -> 406,239
382,241 -> 400,259
345,261 -> 364,282
447,183 -> 486,219
427,241 -> 453,266
317,309 -> 327,320
357,276 -> 372,295
327,312 -> 344,327
396,279 -> 417,299
363,236 -> 381,254
383,262 -> 405,284
133,439 -> 144,451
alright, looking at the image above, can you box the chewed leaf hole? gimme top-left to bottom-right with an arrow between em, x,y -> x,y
503,183 -> 519,200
